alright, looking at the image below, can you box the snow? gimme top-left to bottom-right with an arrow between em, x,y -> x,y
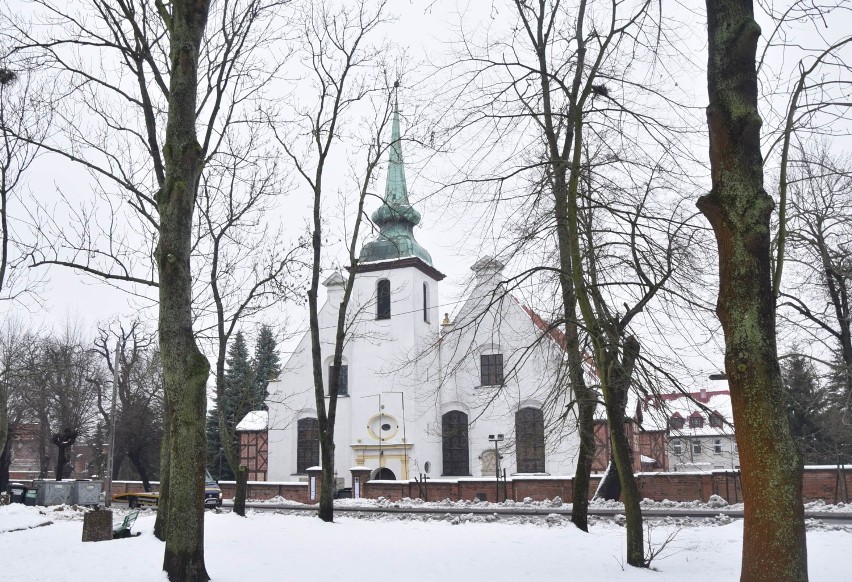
1,503 -> 849,581
235,410 -> 268,432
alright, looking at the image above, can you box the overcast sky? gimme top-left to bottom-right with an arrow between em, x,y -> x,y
2,0 -> 850,388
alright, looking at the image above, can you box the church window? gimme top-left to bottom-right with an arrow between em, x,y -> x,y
296,417 -> 319,474
328,364 -> 348,397
423,282 -> 429,322
442,411 -> 470,476
480,354 -> 504,386
515,407 -> 545,473
376,279 -> 391,319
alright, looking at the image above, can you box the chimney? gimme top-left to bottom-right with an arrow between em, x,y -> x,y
699,388 -> 708,402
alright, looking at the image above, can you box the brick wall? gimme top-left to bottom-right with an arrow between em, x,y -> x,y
19,466 -> 844,506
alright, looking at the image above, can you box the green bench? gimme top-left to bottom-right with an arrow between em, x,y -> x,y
113,510 -> 140,539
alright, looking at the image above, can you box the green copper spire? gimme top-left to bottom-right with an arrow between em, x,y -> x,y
359,97 -> 433,266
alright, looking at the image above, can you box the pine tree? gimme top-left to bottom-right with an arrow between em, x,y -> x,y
781,353 -> 829,463
251,325 -> 280,411
206,332 -> 254,480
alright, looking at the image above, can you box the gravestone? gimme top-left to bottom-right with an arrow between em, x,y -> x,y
82,508 -> 113,542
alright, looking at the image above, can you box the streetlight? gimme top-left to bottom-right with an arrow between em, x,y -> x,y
105,341 -> 120,508
488,434 -> 504,503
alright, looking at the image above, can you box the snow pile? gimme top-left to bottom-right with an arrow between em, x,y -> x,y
0,504 -> 53,533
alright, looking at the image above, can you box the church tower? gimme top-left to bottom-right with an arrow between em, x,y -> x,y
338,98 -> 444,481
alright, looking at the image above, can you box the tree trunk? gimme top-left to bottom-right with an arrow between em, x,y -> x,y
157,1 -> 212,580
0,439 -> 10,492
233,465 -> 247,517
154,418 -> 171,541
699,1 -> 808,580
128,451 -> 152,492
602,336 -> 643,568
318,429 -> 335,521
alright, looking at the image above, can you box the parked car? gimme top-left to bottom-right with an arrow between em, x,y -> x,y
112,470 -> 223,508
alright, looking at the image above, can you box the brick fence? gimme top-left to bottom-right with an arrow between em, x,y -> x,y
21,465 -> 846,506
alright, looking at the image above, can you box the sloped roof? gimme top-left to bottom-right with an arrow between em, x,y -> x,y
236,410 -> 269,432
643,390 -> 734,436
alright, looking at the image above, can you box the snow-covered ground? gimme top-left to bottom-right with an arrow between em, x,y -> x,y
0,503 -> 849,581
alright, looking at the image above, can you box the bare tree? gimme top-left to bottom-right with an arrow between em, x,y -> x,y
0,46 -> 47,305
2,1 -> 290,577
699,0 -> 808,580
270,0 -> 399,522
434,1 -> 703,567
93,320 -> 163,491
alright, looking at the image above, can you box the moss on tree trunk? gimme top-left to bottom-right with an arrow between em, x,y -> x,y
699,1 -> 808,580
156,1 -> 212,580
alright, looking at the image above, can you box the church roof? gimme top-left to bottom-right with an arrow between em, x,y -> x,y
359,98 -> 433,266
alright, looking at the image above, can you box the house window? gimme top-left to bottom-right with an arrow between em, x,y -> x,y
709,413 -> 723,428
689,415 -> 704,429
672,440 -> 682,455
328,364 -> 348,397
376,279 -> 391,319
669,416 -> 684,430
423,283 -> 429,323
296,417 -> 319,474
692,441 -> 702,455
714,439 -> 722,454
516,407 -> 545,473
442,411 -> 470,476
480,354 -> 504,386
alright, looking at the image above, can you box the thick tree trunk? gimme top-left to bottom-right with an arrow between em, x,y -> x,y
699,2 -> 808,580
157,1 -> 211,580
154,419 -> 170,541
233,465 -> 247,517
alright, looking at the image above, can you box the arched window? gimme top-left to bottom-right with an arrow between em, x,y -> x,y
515,407 -> 545,473
328,363 -> 348,396
376,279 -> 391,320
423,282 -> 429,322
442,411 -> 470,476
296,417 -> 319,474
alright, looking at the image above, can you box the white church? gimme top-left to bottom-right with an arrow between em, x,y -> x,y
255,106 -> 581,486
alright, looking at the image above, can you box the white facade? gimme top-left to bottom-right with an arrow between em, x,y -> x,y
264,257 -> 581,485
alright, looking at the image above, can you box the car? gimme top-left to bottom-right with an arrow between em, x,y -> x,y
112,470 -> 223,509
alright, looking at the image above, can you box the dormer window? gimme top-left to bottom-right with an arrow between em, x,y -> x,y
669,415 -> 684,430
689,413 -> 704,429
709,412 -> 724,428
376,279 -> 391,319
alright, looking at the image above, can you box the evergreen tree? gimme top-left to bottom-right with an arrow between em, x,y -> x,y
206,332 -> 254,480
251,325 -> 280,411
782,353 -> 829,463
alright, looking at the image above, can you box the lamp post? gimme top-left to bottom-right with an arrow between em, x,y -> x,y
488,434 -> 504,503
105,341 -> 120,508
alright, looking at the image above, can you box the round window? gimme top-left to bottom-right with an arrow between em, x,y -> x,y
367,413 -> 399,441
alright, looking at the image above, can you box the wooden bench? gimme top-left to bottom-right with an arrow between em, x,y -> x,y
113,510 -> 140,539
